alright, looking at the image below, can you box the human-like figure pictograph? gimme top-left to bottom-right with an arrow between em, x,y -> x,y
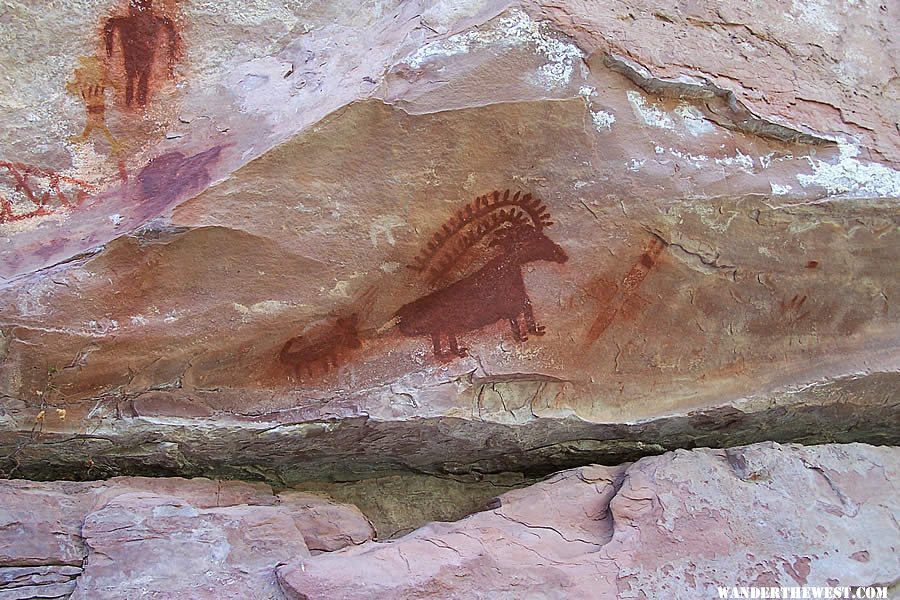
104,0 -> 180,108
66,56 -> 120,152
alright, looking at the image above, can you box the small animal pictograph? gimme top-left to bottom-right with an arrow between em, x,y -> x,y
277,289 -> 377,380
279,314 -> 365,379
395,190 -> 568,360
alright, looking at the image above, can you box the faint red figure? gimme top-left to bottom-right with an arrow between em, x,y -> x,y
66,56 -> 120,152
584,237 -> 666,345
279,315 -> 365,380
0,162 -> 95,224
104,0 -> 180,108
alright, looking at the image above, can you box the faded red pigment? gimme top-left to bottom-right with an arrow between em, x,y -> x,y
584,236 -> 666,345
0,162 -> 95,224
279,315 -> 365,380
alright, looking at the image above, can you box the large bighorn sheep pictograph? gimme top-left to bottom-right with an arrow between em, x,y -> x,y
394,190 -> 568,359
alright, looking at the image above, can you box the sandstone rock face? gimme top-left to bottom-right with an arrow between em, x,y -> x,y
0,1 -> 897,484
1,1 -> 898,596
0,566 -> 83,600
276,491 -> 375,553
295,471 -> 532,540
277,442 -> 900,599
76,493 -> 310,599
0,477 -> 373,599
2,443 -> 894,599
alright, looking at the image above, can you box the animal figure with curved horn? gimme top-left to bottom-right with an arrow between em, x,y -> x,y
395,190 -> 568,359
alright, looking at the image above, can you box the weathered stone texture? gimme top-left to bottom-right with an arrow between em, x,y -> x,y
0,0 -> 898,596
0,477 -> 373,599
1,0 -> 898,484
277,442 -> 900,599
1,443 -> 895,599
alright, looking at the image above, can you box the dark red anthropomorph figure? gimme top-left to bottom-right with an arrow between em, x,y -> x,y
104,0 -> 180,108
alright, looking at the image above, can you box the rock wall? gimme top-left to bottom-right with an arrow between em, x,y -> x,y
281,442 -> 900,599
0,476 -> 373,599
1,443 -> 896,598
1,0 -> 898,483
279,442 -> 900,599
0,0 -> 898,597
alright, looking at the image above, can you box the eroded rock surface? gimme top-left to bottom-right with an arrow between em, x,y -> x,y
1,1 -> 898,484
0,15 -> 898,600
277,442 -> 900,599
76,493 -> 310,599
2,443 -> 895,599
2,1 -> 898,597
0,477 -> 373,599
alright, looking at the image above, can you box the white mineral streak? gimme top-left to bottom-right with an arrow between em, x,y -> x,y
626,158 -> 645,172
770,183 -> 793,195
674,104 -> 714,136
626,91 -> 675,130
591,110 -> 616,131
667,147 -> 756,173
578,86 -> 615,131
788,0 -> 841,36
404,9 -> 583,90
796,141 -> 900,198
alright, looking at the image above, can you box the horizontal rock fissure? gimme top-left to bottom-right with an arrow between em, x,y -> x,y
2,372 -> 896,488
601,52 -> 835,146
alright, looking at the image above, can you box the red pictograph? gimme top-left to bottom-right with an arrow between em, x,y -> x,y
0,161 -> 96,224
396,190 -> 568,359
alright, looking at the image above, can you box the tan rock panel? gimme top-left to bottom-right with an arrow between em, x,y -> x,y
277,442 -> 900,599
0,476 -> 373,598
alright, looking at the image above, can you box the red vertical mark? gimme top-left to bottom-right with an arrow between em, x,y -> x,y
779,294 -> 810,325
584,237 -> 666,345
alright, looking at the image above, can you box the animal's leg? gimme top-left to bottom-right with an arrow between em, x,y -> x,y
430,333 -> 445,358
69,125 -> 90,144
509,317 -> 527,342
448,335 -> 468,358
101,126 -> 121,154
137,71 -> 150,107
523,298 -> 545,336
125,74 -> 135,106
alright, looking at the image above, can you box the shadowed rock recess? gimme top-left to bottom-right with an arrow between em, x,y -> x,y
0,0 -> 897,597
